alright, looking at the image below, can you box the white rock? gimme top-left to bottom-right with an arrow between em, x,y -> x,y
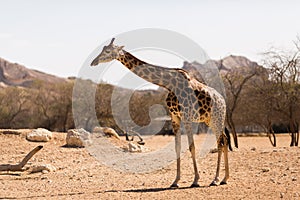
128,142 -> 149,153
29,164 -> 56,173
93,126 -> 120,140
26,128 -> 52,142
66,128 -> 90,147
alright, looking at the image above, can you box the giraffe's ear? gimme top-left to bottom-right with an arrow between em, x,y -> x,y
118,46 -> 125,55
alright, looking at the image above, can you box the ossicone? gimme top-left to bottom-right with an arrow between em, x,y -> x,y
109,38 -> 115,45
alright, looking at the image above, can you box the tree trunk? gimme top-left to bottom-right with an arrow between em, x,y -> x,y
289,119 -> 297,147
290,133 -> 295,147
226,112 -> 238,148
267,122 -> 276,147
267,132 -> 276,147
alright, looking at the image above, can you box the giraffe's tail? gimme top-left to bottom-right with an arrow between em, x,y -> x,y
224,127 -> 233,151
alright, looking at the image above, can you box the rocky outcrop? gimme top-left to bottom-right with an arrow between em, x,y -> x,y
0,57 -> 66,88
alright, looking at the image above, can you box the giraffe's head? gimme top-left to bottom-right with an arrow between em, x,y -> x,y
91,38 -> 124,66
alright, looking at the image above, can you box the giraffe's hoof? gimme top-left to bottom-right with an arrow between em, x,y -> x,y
209,181 -> 218,187
190,183 -> 200,188
170,183 -> 179,188
220,181 -> 227,185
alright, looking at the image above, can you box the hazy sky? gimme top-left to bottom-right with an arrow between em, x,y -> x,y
1,0 -> 300,78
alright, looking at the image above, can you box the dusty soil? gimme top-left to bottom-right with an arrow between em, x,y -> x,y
0,130 -> 299,199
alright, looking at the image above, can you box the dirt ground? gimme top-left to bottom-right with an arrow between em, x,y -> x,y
0,130 -> 299,200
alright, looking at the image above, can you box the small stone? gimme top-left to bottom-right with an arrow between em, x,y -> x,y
270,178 -> 276,183
210,148 -> 218,153
292,177 -> 297,181
30,164 -> 56,174
128,142 -> 142,152
262,168 -> 270,172
251,147 -> 256,151
280,192 -> 284,198
261,150 -> 270,154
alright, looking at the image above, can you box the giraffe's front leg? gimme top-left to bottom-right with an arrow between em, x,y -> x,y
171,131 -> 181,188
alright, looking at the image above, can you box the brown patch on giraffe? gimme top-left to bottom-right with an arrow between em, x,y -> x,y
199,108 -> 206,116
148,67 -> 155,73
127,63 -> 133,69
207,107 -> 211,112
133,59 -> 139,65
163,74 -> 171,81
142,69 -> 150,76
151,74 -> 159,81
205,96 -> 212,105
167,101 -> 171,107
181,90 -> 188,98
177,82 -> 184,89
171,78 -> 177,86
175,68 -> 190,81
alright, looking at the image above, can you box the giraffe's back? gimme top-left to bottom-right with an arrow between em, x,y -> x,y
166,78 -> 226,131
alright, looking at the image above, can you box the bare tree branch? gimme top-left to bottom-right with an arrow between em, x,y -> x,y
0,146 -> 43,172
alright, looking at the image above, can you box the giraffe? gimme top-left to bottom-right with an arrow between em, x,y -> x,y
91,38 -> 229,187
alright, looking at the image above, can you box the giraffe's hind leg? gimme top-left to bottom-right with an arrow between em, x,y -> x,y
170,116 -> 181,188
185,122 -> 200,187
170,131 -> 181,188
210,143 -> 222,186
220,140 -> 229,185
210,134 -> 230,186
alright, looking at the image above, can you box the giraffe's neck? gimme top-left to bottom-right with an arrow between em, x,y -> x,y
116,50 -> 190,91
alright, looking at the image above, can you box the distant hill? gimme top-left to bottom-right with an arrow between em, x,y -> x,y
0,57 -> 67,87
0,55 -> 262,88
183,55 -> 264,79
221,55 -> 261,71
182,55 -> 265,98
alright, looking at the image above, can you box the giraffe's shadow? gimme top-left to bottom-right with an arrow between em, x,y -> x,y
105,185 -> 207,193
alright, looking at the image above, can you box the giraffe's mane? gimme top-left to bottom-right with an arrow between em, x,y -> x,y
122,49 -> 147,65
122,49 -> 195,83
174,68 -> 191,81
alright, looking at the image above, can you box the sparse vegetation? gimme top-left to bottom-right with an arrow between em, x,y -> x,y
1,38 -> 300,147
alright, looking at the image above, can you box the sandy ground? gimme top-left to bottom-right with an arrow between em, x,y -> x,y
0,130 -> 299,200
